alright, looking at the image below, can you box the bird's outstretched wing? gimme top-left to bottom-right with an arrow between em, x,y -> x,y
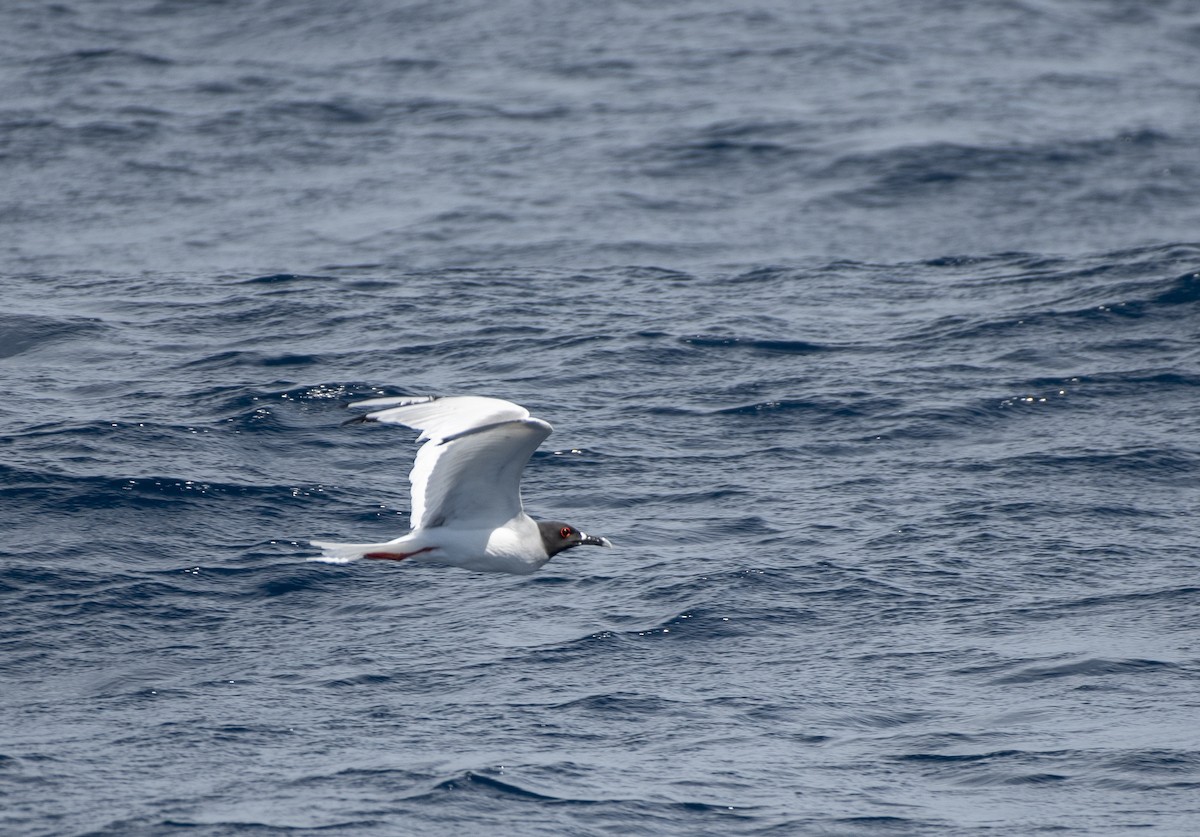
348,395 -> 552,529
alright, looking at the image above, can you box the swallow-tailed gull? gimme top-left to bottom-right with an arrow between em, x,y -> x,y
311,395 -> 611,574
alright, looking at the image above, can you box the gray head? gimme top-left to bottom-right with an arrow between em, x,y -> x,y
537,520 -> 613,558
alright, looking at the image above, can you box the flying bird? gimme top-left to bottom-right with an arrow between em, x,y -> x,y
311,395 -> 611,574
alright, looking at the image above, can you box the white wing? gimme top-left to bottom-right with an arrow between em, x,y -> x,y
349,396 -> 552,528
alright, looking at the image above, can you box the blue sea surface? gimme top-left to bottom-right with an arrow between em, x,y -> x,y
3,2 -> 1200,835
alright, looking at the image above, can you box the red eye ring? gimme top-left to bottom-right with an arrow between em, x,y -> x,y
559,526 -> 572,539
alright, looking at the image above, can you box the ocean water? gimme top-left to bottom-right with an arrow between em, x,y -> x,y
3,2 -> 1200,835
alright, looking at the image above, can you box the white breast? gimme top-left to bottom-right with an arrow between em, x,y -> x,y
410,515 -> 550,575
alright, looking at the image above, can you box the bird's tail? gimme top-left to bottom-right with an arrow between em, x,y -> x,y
308,539 -> 391,564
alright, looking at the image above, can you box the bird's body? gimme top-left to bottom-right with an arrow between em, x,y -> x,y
311,395 -> 610,574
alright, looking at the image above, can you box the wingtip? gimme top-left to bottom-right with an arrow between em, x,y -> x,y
346,394 -> 439,410
341,414 -> 374,426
